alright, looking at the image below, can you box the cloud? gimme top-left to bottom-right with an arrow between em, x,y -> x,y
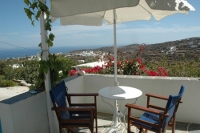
5,21 -> 198,48
51,21 -> 200,39
22,33 -> 40,39
48,21 -> 200,47
51,23 -> 125,36
117,25 -> 200,34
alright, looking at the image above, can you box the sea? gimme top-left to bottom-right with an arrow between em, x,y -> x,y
0,45 -> 102,59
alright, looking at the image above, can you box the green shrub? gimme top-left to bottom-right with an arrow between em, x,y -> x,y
29,84 -> 36,91
2,60 -> 39,84
18,60 -> 39,84
35,54 -> 77,89
3,66 -> 15,80
147,58 -> 200,77
0,60 -> 6,75
0,75 -> 5,80
0,79 -> 18,87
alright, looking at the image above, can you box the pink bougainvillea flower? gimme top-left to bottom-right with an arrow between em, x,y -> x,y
147,70 -> 158,76
157,67 -> 168,76
136,58 -> 142,64
70,70 -> 77,76
117,61 -> 121,67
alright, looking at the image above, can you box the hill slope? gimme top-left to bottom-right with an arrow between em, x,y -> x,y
70,37 -> 200,61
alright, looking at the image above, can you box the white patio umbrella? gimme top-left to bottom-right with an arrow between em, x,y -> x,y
50,0 -> 195,86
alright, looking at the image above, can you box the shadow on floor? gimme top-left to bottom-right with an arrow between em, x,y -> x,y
63,112 -> 200,133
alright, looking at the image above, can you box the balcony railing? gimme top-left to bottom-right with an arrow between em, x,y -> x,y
0,74 -> 199,133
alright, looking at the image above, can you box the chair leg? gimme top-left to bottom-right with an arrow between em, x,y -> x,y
90,125 -> 94,133
172,118 -> 176,133
159,127 -> 164,133
67,127 -> 76,133
89,122 -> 94,133
91,114 -> 95,133
168,115 -> 176,133
95,113 -> 98,133
59,125 -> 62,133
139,128 -> 143,133
127,120 -> 131,133
139,128 -> 148,133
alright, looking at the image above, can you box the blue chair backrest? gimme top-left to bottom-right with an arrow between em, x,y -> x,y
50,80 -> 67,107
50,80 -> 69,119
162,85 -> 185,130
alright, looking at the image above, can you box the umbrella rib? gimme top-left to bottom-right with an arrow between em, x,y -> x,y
138,4 -> 152,16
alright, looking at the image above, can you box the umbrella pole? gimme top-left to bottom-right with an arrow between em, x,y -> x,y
113,9 -> 118,86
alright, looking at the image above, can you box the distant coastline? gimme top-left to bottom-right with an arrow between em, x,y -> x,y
0,45 -> 103,59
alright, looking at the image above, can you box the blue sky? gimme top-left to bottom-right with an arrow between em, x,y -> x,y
0,0 -> 200,50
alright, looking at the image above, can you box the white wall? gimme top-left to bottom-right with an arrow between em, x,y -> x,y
0,92 -> 49,133
64,75 -> 86,103
0,74 -> 199,133
66,74 -> 200,124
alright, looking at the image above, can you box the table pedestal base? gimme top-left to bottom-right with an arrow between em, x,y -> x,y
106,100 -> 126,133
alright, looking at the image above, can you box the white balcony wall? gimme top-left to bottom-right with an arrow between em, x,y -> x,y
0,74 -> 199,133
65,74 -> 200,124
0,92 -> 49,133
64,75 -> 86,103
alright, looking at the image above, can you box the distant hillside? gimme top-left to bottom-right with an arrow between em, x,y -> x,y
70,37 -> 200,61
141,37 -> 200,61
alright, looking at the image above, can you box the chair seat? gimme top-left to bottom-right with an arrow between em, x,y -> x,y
70,112 -> 91,119
134,112 -> 160,131
61,111 -> 91,120
62,112 -> 92,127
141,112 -> 159,124
70,106 -> 94,119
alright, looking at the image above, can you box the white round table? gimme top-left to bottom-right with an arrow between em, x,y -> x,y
99,86 -> 142,133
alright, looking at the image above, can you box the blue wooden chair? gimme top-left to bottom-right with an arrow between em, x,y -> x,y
125,85 -> 184,133
50,80 -> 98,133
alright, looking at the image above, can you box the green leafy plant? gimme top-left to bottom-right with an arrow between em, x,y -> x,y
0,80 -> 18,87
24,0 -> 58,89
24,0 -> 54,48
12,60 -> 39,84
0,75 -> 17,87
3,66 -> 16,80
34,55 -> 77,89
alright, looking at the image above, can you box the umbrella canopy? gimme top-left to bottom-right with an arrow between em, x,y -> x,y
50,0 -> 195,86
51,0 -> 195,25
50,0 -> 140,25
